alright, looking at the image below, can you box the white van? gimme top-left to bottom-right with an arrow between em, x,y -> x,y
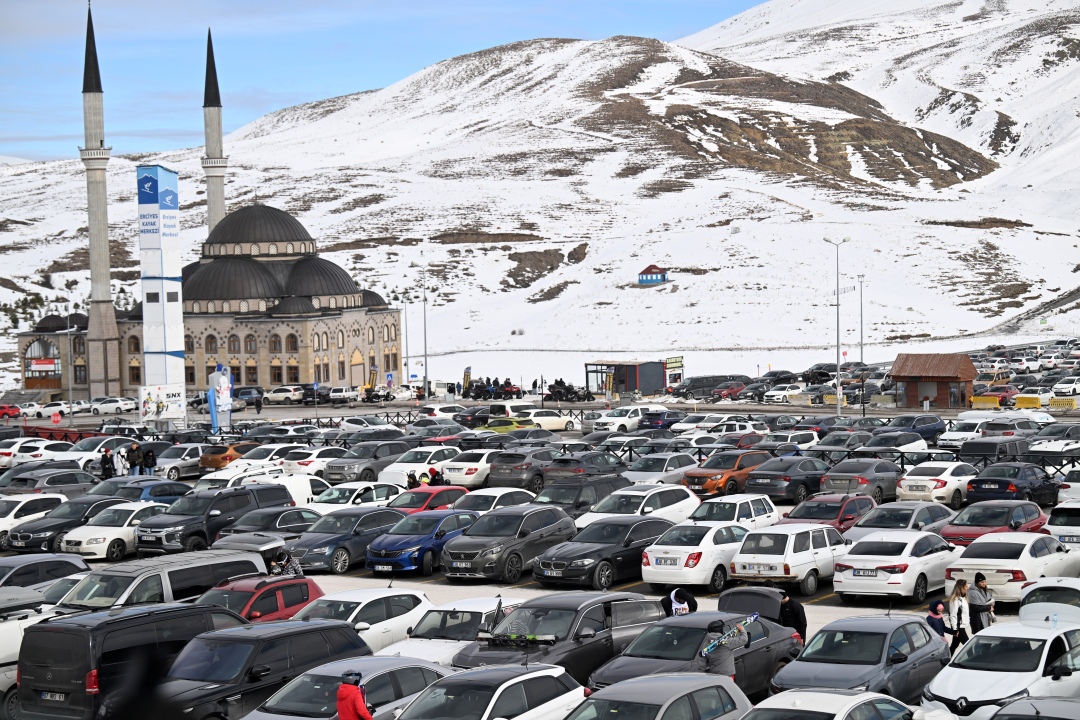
241,473 -> 329,505
593,405 -> 667,433
941,410 -> 1054,450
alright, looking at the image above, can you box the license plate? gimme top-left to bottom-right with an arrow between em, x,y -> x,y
451,561 -> 472,568
753,478 -> 769,484
656,558 -> 678,566
906,484 -> 927,492
11,541 -> 23,547
41,692 -> 65,702
1062,536 -> 1080,543
746,564 -> 773,571
853,569 -> 878,577
982,483 -> 999,489
446,467 -> 462,473
139,535 -> 159,542
374,564 -> 393,572
544,570 -> 563,577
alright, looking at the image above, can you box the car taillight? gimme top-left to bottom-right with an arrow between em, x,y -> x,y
642,552 -> 650,567
981,431 -> 987,436
584,688 -> 592,698
730,562 -> 736,574
85,669 -> 99,695
30,454 -> 41,458
571,468 -> 585,473
1022,581 -> 1038,589
1002,431 -> 1014,436
1007,483 -> 1018,493
945,568 -> 956,580
877,564 -> 908,574
778,476 -> 791,482
0,452 -> 10,457
297,460 -> 313,466
932,479 -> 947,489
33,489 -> 41,493
685,552 -> 702,568
513,464 -> 530,470
822,475 -> 831,482
1038,527 -> 1051,535
783,563 -> 791,575
854,476 -> 869,485
834,563 -> 852,572
967,482 -> 974,491
791,632 -> 803,644
1001,569 -> 1027,582
287,501 -> 295,507
1062,484 -> 1072,490
465,468 -> 478,475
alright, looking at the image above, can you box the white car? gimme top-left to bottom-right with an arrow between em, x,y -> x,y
279,446 -> 348,477
0,494 -> 66,550
731,523 -> 849,595
377,446 -> 461,486
669,414 -> 707,434
1015,388 -> 1054,407
982,358 -> 1010,371
580,410 -> 617,434
832,530 -> 962,603
1054,377 -> 1080,396
192,465 -> 286,491
623,452 -> 698,484
593,405 -> 667,433
595,436 -> 650,459
35,401 -> 71,418
375,596 -> 523,665
263,386 -> 304,405
642,520 -> 748,592
242,473 -> 330,506
61,502 -> 168,561
897,462 -> 980,509
51,435 -> 131,471
416,403 -> 467,418
1010,357 -> 1039,373
937,420 -> 989,450
17,403 -> 42,417
945,532 -> 1080,602
305,481 -> 403,514
452,488 -> 534,516
514,409 -> 575,432
1046,499 -> 1080,547
397,665 -> 587,720
69,400 -> 91,415
0,438 -> 43,469
763,384 -> 803,403
692,414 -> 750,431
10,440 -> 74,466
227,443 -> 306,471
438,449 -> 504,489
762,430 -> 819,449
754,690 -> 933,720
293,588 -> 432,652
575,485 -> 700,529
1044,353 -> 1068,369
688,493 -> 780,530
91,397 -> 136,414
339,416 -> 396,432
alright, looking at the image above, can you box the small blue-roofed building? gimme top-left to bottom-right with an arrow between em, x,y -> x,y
638,264 -> 668,285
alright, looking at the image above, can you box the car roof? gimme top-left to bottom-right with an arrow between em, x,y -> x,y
701,493 -> 772,504
822,614 -> 925,632
969,531 -> 1044,544
326,506 -> 405,517
585,515 -> 659,528
89,549 -> 261,576
852,530 -> 935,544
966,499 -> 1034,507
747,523 -> 826,534
633,452 -> 692,459
802,494 -> 852,502
36,602 -> 224,629
405,509 -> 473,519
755,690 -> 883,714
219,575 -> 313,592
0,553 -> 83,568
430,596 -> 524,612
464,487 -> 531,497
123,479 -> 177,487
200,618 -> 352,640
591,672 -> 742,702
315,588 -> 427,603
609,485 -> 667,496
99,501 -> 168,512
302,655 -> 448,677
439,664 -> 560,685
518,591 -> 643,610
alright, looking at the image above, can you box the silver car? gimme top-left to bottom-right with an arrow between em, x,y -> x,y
623,452 -> 699,484
153,443 -> 210,480
981,418 -> 1042,439
821,458 -> 903,504
842,500 -> 956,542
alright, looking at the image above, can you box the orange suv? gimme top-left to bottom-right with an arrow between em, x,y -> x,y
199,442 -> 262,473
682,449 -> 772,496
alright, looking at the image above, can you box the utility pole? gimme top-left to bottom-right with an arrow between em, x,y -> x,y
422,257 -> 428,402
857,274 -> 865,364
823,237 -> 850,418
65,304 -> 73,427
402,295 -> 410,388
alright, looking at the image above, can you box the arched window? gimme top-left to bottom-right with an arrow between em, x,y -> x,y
127,336 -> 141,354
383,325 -> 389,342
250,244 -> 260,256
367,327 -> 375,344
233,244 -> 242,255
286,243 -> 294,254
321,332 -> 329,351
269,244 -> 278,255
205,336 -> 217,354
228,335 -> 240,353
193,301 -> 202,313
337,330 -> 345,348
269,334 -> 282,353
285,334 -> 298,353
239,300 -> 249,313
184,335 -> 194,353
312,297 -> 321,309
73,336 -> 86,354
207,301 -> 215,313
391,324 -> 398,341
329,297 -> 337,309
222,301 -> 231,313
313,334 -> 321,352
244,335 -> 257,353
258,300 -> 267,312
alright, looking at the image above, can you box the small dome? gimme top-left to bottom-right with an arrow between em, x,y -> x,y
184,257 -> 284,301
360,289 -> 387,307
271,297 -> 319,316
124,302 -> 143,321
285,256 -> 357,297
67,312 -> 88,329
34,314 -> 66,332
206,204 -> 312,246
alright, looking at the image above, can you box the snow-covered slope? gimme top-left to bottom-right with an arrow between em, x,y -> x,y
1,14 -> 1079,385
0,156 -> 30,165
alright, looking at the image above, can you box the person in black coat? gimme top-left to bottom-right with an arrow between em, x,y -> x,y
661,588 -> 698,617
778,590 -> 807,641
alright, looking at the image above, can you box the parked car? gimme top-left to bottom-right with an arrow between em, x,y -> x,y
374,596 -> 524,666
112,478 -> 192,504
60,501 -> 168,560
292,588 -> 432,652
531,475 -> 631,520
843,501 -> 955,542
443,505 -> 576,582
197,574 -> 324,621
279,446 -> 348,477
434,449 -> 504,489
778,493 -> 875,533
745,456 -> 831,504
896,461 -> 980,510
9,496 -> 126,553
452,487 -> 534,516
0,553 -> 89,592
680,449 -> 770,496
967,462 -> 1058,505
287,506 -> 407,574
534,516 -> 672,591
622,452 -> 697,484
395,664 -> 586,720
218,506 -> 321,538
486,447 -> 557,493
90,397 -> 137,414
730,523 -> 849,595
9,440 -> 75,466
575,484 -> 700,529
305,481 -> 403,514
452,406 -> 491,429
385,485 -> 468,515
641,521 -> 747,593
322,440 -> 410,485
1,468 -> 99,499
542,451 -> 628,484
263,385 -> 304,404
377,446 -> 461,486
834,530 -> 962,604
945,532 -> 1080,602
367,509 -> 478,576
940,499 -> 1047,546
199,441 -> 262,473
872,415 -> 947,444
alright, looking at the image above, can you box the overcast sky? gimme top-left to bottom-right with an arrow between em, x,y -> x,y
0,0 -> 763,161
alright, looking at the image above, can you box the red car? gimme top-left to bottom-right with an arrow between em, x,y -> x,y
386,485 -> 468,514
940,500 -> 1046,546
711,382 -> 746,400
776,493 -> 875,533
197,575 -> 324,622
980,385 -> 1020,406
718,432 -> 765,449
0,405 -> 20,419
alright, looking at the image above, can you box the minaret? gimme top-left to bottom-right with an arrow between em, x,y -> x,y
202,29 -> 228,232
80,5 -> 121,398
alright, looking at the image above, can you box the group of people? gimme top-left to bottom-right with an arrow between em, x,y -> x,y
406,467 -> 446,489
99,442 -> 157,479
926,573 -> 996,652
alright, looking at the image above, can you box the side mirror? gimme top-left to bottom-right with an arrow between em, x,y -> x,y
435,530 -> 446,539
248,611 -> 262,620
354,622 -> 371,631
477,622 -> 491,634
1009,521 -> 1022,530
845,538 -> 853,545
249,664 -> 271,681
642,507 -> 654,515
130,519 -> 140,526
914,521 -> 925,530
623,537 -> 634,547
209,509 -> 221,518
889,652 -> 908,665
1049,665 -> 1074,680
576,500 -> 590,508
518,528 -> 531,538
576,627 -> 597,641
842,515 -> 855,522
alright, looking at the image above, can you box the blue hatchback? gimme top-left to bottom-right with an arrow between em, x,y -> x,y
967,462 -> 1058,505
871,414 -> 946,443
112,479 -> 192,505
366,509 -> 477,576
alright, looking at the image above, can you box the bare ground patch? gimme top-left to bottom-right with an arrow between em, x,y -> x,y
502,249 -> 564,289
528,280 -> 578,303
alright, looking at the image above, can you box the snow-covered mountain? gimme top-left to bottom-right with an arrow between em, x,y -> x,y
2,2 -> 1080,385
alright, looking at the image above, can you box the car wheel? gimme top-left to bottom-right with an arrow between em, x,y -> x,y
592,560 -> 614,591
932,432 -> 943,447
51,533 -> 66,553
0,532 -> 8,552
167,467 -> 180,480
798,570 -> 818,596
314,470 -> 324,478
284,398 -> 292,405
359,469 -> 375,483
115,408 -> 122,415
725,481 -> 739,495
911,574 -> 928,604
770,659 -> 791,684
502,554 -> 523,583
950,491 -> 963,511
707,565 -> 727,593
795,484 -> 809,504
564,421 -> 575,431
649,583 -> 668,593
421,550 -> 435,577
184,536 -> 207,552
871,487 -> 884,505
617,425 -> 627,433
331,548 -> 351,574
92,408 -> 100,415
686,391 -> 697,401
3,686 -> 19,720
106,539 -> 126,562
529,475 -> 544,494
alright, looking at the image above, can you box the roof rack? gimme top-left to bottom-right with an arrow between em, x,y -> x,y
213,571 -> 267,588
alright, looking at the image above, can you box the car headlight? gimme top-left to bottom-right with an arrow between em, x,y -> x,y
995,689 -> 1029,706
85,537 -> 106,545
30,532 -> 52,538
160,526 -> 186,533
570,558 -> 596,567
922,686 -> 934,702
402,546 -> 421,556
310,546 -> 330,555
478,545 -> 504,558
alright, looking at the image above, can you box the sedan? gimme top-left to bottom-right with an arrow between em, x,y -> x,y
854,432 -> 928,455
763,384 -> 803,404
10,441 -> 74,466
542,452 -> 627,483
218,507 -> 322,538
821,459 -> 903,504
279,447 -> 348,477
833,531 -> 962,603
8,496 -> 126,553
778,494 -> 874,533
287,506 -> 407,574
735,383 -> 769,402
90,397 -> 136,415
60,502 -> 168,561
152,443 -> 210,480
744,457 -> 830,504
843,501 -> 956,542
940,500 -> 1046,546
575,485 -> 700,529
514,409 -> 574,431
642,521 -> 747,593
452,487 -> 533,516
377,446 -> 462,486
1016,387 -> 1056,408
946,533 -> 1080,601
293,588 -> 432,652
712,382 -> 746,400
437,449 -> 504,488
623,452 -> 698,484
981,385 -> 1021,406
534,515 -> 672,590
385,486 -> 468,515
967,462 -> 1058,505
395,665 -> 586,720
897,461 -> 980,509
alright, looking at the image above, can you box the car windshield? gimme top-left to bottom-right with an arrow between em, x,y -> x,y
682,415 -> 705,424
41,576 -> 81,604
849,541 -> 908,556
46,502 -> 92,520
167,497 -> 212,516
233,511 -> 279,529
294,599 -> 360,621
533,486 -> 578,505
572,523 -> 629,544
466,514 -> 522,537
389,516 -> 440,535
952,636 -> 1046,672
759,459 -> 801,472
980,466 -> 1021,479
856,509 -> 913,529
262,673 -> 344,717
701,454 -> 739,470
157,446 -> 187,459
607,409 -> 631,417
71,438 -> 104,451
886,417 -> 917,428
342,445 -> 379,460
960,542 -> 1025,560
952,422 -> 983,433
397,450 -> 435,464
624,624 -> 707,661
1049,507 -> 1080,526
591,493 -> 645,514
690,502 -> 737,522
388,492 -> 431,509
493,606 -> 576,640
398,682 -> 496,720
655,526 -> 710,546
741,711 -> 833,720
800,630 -> 885,664
454,495 -> 496,511
307,515 -> 360,534
197,589 -> 254,614
1036,425 -> 1074,437
314,487 -> 361,505
788,502 -> 841,520
629,457 -> 667,472
454,452 -> 486,463
952,506 -> 1011,526
411,609 -> 485,641
817,435 -> 849,447
763,434 -> 791,443
59,574 -> 136,609
866,435 -> 904,447
168,639 -> 256,682
87,508 -> 135,527
566,699 -> 662,720
741,533 -> 788,555
905,466 -> 949,477
240,447 -> 277,460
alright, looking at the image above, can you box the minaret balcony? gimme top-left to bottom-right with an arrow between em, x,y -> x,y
79,146 -> 111,169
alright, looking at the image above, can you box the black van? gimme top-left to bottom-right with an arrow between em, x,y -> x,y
670,376 -> 725,400
18,603 -> 248,720
958,437 -> 1030,464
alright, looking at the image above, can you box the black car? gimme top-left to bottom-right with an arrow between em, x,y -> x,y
843,383 -> 881,404
443,505 -> 576,583
493,428 -> 561,448
452,406 -> 490,429
802,363 -> 838,384
629,428 -> 675,440
543,452 -> 628,484
218,507 -> 322,538
9,496 -> 126,553
532,475 -> 631,519
451,592 -> 663,684
794,416 -> 844,434
301,384 -> 332,405
287,507 -> 407,574
753,414 -> 801,431
341,428 -> 407,443
580,431 -> 619,446
755,370 -> 797,385
745,456 -> 830,503
587,610 -> 801,696
136,485 -> 294,554
533,516 -> 672,591
736,383 -> 770,402
157,619 -> 371,720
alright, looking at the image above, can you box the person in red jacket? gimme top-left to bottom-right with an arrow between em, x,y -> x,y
336,670 -> 373,720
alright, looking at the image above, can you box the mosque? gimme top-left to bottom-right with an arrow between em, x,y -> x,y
18,9 -> 402,400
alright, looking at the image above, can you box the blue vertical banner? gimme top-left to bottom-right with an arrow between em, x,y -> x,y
207,363 -> 232,433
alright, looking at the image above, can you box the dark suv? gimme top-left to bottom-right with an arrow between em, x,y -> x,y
542,452 -> 628,485
670,376 -> 725,400
158,619 -> 371,720
531,475 -> 631,520
443,505 -> 576,583
18,603 -> 248,720
452,406 -> 490,429
135,485 -> 294,554
872,414 -> 946,444
488,448 -> 557,493
641,411 -> 687,430
302,384 -> 332,405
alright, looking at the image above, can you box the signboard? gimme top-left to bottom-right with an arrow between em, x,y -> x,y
51,413 -> 61,425
605,368 -> 615,394
386,373 -> 393,387
665,356 -> 684,370
139,383 -> 186,421
463,366 -> 472,391
30,359 -> 57,370
368,365 -> 378,390
206,364 -> 233,433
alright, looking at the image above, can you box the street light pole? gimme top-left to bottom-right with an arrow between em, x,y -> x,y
823,237 -> 850,418
422,260 -> 428,401
65,303 -> 73,427
857,274 -> 865,364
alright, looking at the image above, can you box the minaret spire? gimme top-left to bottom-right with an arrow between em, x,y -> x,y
82,5 -> 103,94
202,28 -> 228,233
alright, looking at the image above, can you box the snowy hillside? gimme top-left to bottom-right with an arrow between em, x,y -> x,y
0,157 -> 30,166
2,10 -> 1080,385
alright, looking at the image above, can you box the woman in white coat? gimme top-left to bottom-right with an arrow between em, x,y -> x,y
948,579 -> 971,653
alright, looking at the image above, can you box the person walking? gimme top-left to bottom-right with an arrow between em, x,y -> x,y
456,382 -> 462,397
778,590 -> 808,642
126,443 -> 143,476
336,671 -> 373,720
113,447 -> 128,477
254,395 -> 263,415
141,447 -> 157,477
99,448 -> 115,480
925,600 -> 951,640
948,579 -> 971,653
968,572 -> 996,634
691,619 -> 748,680
661,588 -> 698,617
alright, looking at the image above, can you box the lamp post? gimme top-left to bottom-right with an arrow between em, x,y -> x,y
823,237 -> 850,418
65,303 -> 73,427
857,274 -> 865,364
421,258 -> 428,402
